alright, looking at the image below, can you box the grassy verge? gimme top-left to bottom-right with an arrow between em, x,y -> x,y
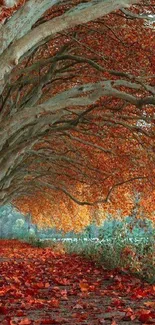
26,217 -> 155,283
64,237 -> 155,283
27,235 -> 155,283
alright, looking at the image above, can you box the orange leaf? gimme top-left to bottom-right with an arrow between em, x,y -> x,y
48,298 -> 59,308
111,321 -> 117,325
19,319 -> 32,325
45,282 -> 50,288
79,281 -> 89,292
144,301 -> 155,308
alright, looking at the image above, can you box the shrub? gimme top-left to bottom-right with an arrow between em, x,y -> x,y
64,218 -> 155,283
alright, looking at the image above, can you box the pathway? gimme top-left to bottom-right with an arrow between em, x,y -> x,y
0,240 -> 155,325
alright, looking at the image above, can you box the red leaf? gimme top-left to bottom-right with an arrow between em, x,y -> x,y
111,298 -> 125,307
0,306 -> 8,314
138,311 -> 153,323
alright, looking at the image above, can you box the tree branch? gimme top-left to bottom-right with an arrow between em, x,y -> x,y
0,0 -> 139,94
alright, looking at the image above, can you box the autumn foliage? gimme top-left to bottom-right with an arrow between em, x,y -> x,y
0,240 -> 155,324
0,1 -> 155,229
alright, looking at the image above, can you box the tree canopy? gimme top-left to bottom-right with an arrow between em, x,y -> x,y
0,0 -> 155,228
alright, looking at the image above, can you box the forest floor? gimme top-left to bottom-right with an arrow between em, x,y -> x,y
0,240 -> 155,325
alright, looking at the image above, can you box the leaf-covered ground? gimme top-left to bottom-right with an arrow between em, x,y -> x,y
0,240 -> 155,325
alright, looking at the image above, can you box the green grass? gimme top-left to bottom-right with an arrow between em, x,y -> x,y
64,239 -> 155,283
25,217 -> 155,283
63,218 -> 155,283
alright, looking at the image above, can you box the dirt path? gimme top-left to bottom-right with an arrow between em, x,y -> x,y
0,240 -> 155,325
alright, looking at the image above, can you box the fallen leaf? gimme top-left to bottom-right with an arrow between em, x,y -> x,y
79,281 -> 89,292
19,319 -> 32,325
111,320 -> 117,325
138,310 -> 153,323
45,282 -> 50,288
73,303 -> 83,309
144,301 -> 155,308
48,298 -> 59,308
0,306 -> 8,314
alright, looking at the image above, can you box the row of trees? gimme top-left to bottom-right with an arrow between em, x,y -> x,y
0,205 -> 31,238
1,204 -> 154,240
0,0 -> 154,227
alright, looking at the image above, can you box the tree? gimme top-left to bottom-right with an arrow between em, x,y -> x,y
0,204 -> 28,238
0,0 -> 154,228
